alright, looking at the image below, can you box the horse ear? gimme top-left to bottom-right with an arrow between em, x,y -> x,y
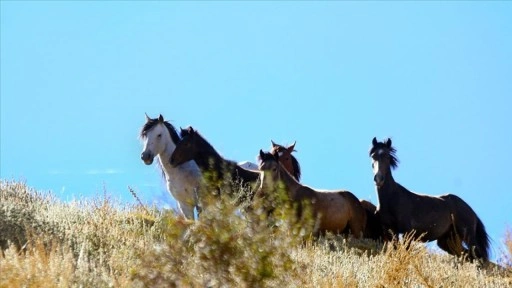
158,114 -> 164,122
271,140 -> 276,147
386,138 -> 392,148
259,149 -> 265,160
145,113 -> 151,122
372,137 -> 378,146
188,126 -> 195,134
287,141 -> 296,152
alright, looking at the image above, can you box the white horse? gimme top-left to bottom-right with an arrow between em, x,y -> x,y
140,114 -> 203,219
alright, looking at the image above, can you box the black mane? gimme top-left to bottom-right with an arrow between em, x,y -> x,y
369,138 -> 399,169
180,126 -> 223,160
140,117 -> 181,145
290,155 -> 301,181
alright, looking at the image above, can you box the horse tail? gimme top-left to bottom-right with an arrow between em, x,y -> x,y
443,194 -> 490,261
474,214 -> 490,262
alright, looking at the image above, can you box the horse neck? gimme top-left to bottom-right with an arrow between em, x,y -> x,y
376,171 -> 404,204
278,165 -> 302,197
156,136 -> 180,180
193,137 -> 233,172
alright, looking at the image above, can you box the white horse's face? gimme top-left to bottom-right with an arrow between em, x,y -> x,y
141,123 -> 170,165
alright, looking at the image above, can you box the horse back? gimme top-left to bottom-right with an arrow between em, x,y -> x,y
314,190 -> 367,225
439,194 -> 479,226
338,191 -> 367,219
235,165 -> 261,183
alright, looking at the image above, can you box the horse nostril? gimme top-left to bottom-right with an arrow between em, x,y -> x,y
374,174 -> 384,186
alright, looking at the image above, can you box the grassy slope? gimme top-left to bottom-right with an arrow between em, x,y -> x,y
0,180 -> 511,287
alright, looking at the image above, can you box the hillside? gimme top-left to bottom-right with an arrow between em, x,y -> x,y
1,180 -> 511,287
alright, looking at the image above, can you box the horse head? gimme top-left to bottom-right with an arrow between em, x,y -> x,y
369,137 -> 399,188
270,140 -> 301,181
140,114 -> 180,165
169,126 -> 198,167
258,149 -> 282,186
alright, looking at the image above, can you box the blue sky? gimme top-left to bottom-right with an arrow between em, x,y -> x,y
1,2 -> 511,259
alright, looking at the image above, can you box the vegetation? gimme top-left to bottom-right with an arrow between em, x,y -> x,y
1,179 -> 511,287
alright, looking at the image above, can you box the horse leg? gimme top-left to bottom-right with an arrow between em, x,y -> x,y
346,214 -> 366,239
437,234 -> 458,257
452,223 -> 481,261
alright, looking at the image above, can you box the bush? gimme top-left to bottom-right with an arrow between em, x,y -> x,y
1,180 -> 511,287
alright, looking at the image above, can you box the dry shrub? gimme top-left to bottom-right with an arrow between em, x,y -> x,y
0,180 -> 159,287
1,180 -> 512,287
131,180 -> 312,287
0,240 -> 75,288
502,227 -> 512,268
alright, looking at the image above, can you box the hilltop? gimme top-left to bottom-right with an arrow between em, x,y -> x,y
1,180 -> 511,287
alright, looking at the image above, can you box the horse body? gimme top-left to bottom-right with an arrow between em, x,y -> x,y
370,137 -> 490,261
376,180 -> 453,241
269,141 -> 380,239
169,126 -> 260,198
140,114 -> 203,219
258,150 -> 367,237
359,200 -> 382,240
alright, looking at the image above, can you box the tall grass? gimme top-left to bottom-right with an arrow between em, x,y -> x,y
1,180 -> 511,287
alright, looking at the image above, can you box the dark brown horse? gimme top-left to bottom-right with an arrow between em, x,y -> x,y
370,137 -> 490,261
257,150 -> 367,237
269,141 -> 381,240
169,126 -> 260,199
359,200 -> 382,241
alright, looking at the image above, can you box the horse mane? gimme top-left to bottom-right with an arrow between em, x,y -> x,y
180,127 -> 238,167
290,154 -> 301,181
369,138 -> 399,169
140,117 -> 182,145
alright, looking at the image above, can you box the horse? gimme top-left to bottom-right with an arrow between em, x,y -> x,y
370,137 -> 490,261
257,150 -> 367,237
169,126 -> 260,201
269,140 -> 381,240
359,200 -> 382,241
139,114 -> 203,219
269,140 -> 301,181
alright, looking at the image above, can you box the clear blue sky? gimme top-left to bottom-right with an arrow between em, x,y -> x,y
1,2 -> 511,259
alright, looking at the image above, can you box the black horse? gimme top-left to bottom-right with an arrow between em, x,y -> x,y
370,137 -> 490,261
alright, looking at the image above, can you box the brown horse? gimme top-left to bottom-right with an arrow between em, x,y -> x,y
269,140 -> 301,181
257,150 -> 367,237
269,141 -> 381,240
169,126 -> 260,199
370,137 -> 490,261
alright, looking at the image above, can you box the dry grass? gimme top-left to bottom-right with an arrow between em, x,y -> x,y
1,179 -> 511,287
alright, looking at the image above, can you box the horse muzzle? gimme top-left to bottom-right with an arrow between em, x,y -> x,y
141,152 -> 154,165
374,174 -> 385,188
